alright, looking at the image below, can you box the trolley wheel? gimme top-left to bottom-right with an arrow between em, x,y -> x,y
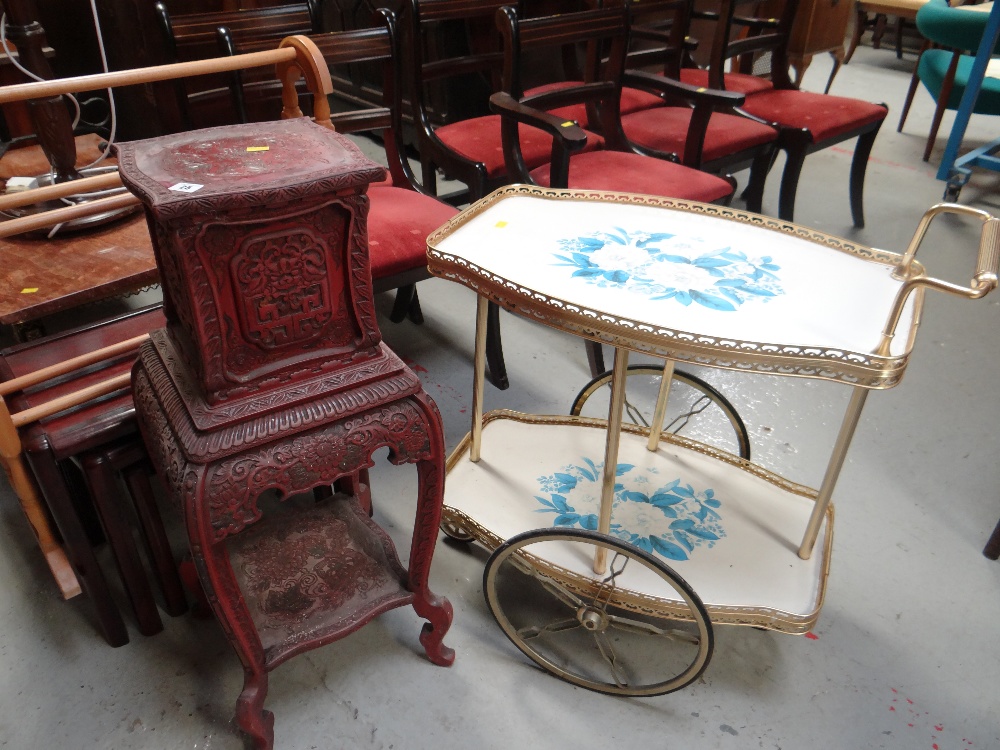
483,528 -> 714,697
944,182 -> 962,202
440,517 -> 476,543
570,365 -> 752,460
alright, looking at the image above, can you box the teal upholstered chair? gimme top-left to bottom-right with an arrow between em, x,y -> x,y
908,0 -> 1000,160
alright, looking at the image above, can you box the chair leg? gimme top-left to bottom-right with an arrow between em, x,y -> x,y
777,140 -> 809,223
895,17 -> 904,59
26,452 -> 129,646
389,284 -> 417,324
82,452 -> 163,637
850,124 -> 883,229
122,462 -> 188,617
985,516 -> 1000,560
408,287 -> 424,325
923,51 -> 961,162
743,148 -> 773,215
485,301 -> 510,391
824,48 -> 844,95
586,340 -> 606,378
844,7 -> 866,64
872,14 -> 887,50
898,46 -> 928,132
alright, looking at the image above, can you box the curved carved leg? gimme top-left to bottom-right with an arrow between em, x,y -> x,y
405,395 -> 455,666
844,7 -> 866,64
850,124 -> 883,228
585,340 -> 605,378
777,137 -> 809,224
235,669 -> 274,750
185,471 -> 272,747
485,301 -> 510,391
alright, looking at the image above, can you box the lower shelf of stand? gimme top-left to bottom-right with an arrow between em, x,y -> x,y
227,495 -> 414,668
443,411 -> 833,633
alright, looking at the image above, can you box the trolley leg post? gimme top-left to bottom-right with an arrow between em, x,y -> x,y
798,386 -> 869,559
646,359 -> 676,452
595,346 -> 630,574
471,295 -> 489,463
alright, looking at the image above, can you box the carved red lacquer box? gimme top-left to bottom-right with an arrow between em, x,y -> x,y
117,119 -> 454,749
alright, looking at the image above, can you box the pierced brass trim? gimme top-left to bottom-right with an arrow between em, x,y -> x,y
427,186 -> 925,389
443,411 -> 833,634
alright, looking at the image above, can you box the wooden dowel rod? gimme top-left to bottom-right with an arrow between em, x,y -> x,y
0,334 -> 148,397
0,172 -> 124,212
0,192 -> 140,238
11,371 -> 132,428
0,46 -> 297,105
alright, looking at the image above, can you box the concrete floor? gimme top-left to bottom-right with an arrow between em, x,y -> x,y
2,45 -> 1000,750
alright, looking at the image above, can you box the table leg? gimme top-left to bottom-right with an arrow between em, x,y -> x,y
595,347 -> 629,574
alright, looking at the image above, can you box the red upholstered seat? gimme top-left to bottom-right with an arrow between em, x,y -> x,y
528,150 -> 733,203
434,115 -> 605,178
622,106 -> 777,163
740,89 -> 888,143
367,185 -> 458,278
679,68 -> 774,95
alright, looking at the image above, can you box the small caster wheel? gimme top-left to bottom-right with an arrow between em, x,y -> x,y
484,528 -> 714,696
943,183 -> 962,202
440,518 -> 475,543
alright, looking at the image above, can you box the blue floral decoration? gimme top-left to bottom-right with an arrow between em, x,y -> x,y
553,227 -> 783,311
534,457 -> 726,561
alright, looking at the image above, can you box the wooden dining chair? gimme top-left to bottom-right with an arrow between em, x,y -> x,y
489,3 -> 735,375
689,0 -> 888,226
615,0 -> 780,213
296,12 -> 460,327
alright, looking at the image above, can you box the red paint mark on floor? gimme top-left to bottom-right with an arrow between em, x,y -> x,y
907,699 -> 915,705
804,631 -> 818,640
829,146 -> 923,172
935,725 -> 944,732
933,744 -> 939,749
891,688 -> 898,693
908,724 -> 914,728
890,706 -> 896,712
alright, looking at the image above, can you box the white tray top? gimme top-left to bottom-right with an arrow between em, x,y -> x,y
428,188 -> 921,387
445,413 -> 832,632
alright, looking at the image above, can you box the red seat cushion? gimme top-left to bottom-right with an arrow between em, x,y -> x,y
435,114 -> 604,178
620,86 -> 666,115
366,186 -> 458,278
621,107 -> 777,163
740,89 -> 887,143
679,68 -> 774,96
528,150 -> 733,203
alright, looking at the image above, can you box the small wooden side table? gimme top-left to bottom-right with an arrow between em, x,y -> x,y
117,119 -> 454,749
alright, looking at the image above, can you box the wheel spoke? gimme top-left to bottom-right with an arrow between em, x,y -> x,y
594,631 -> 629,688
608,614 -> 701,645
509,552 -> 585,609
517,617 -> 581,640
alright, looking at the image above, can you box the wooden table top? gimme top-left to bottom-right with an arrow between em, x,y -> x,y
0,212 -> 158,326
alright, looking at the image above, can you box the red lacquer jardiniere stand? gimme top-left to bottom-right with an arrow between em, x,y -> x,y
117,119 -> 454,749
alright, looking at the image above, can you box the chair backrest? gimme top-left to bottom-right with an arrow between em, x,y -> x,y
402,0 -> 522,126
154,1 -> 323,126
494,4 -> 631,183
617,0 -> 695,80
698,0 -> 798,90
916,0 -> 1000,53
306,11 -> 423,191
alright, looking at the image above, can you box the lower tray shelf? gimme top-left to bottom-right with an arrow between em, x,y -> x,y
443,411 -> 833,633
227,494 -> 414,668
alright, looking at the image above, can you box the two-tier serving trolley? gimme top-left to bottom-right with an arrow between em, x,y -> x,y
425,186 -> 999,696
